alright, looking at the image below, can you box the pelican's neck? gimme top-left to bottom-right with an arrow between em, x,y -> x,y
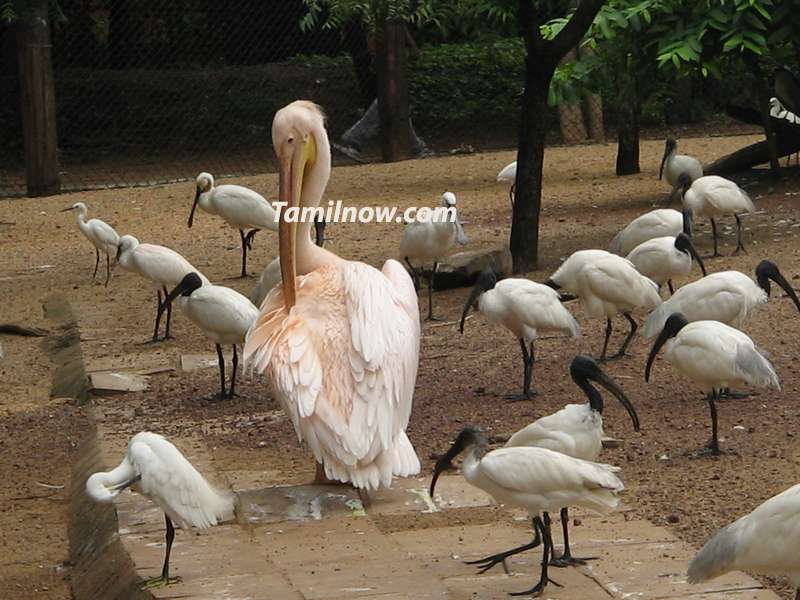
296,127 -> 338,275
85,459 -> 136,502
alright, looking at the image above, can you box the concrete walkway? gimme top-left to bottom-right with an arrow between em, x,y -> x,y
92,421 -> 778,600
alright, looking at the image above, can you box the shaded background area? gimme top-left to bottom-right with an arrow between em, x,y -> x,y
0,0 -> 757,196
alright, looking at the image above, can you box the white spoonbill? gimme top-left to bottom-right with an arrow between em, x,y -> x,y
244,100 -> 420,491
677,173 -> 755,256
115,235 -> 209,342
162,273 -> 258,398
659,137 -> 703,196
497,161 -> 517,205
505,355 -> 638,566
86,432 -> 234,587
430,427 -> 624,596
399,191 -> 469,320
641,260 -> 800,340
189,172 -> 279,278
547,250 -> 661,360
645,313 -> 780,455
688,482 -> 800,598
60,202 -> 120,287
459,270 -> 580,400
609,208 -> 691,256
250,217 -> 328,308
626,232 -> 707,294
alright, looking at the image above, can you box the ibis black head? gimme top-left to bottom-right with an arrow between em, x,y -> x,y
314,214 -> 326,247
429,426 -> 486,500
660,138 -> 678,180
460,270 -> 497,334
756,260 -> 800,312
165,272 -> 203,304
674,233 -> 706,276
571,356 -> 640,431
645,312 -> 689,383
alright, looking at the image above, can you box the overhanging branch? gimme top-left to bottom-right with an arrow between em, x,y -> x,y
547,0 -> 605,65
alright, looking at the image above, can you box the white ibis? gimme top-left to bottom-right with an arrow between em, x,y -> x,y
645,313 -> 780,455
60,202 -> 120,287
86,432 -> 234,587
244,100 -> 421,490
399,191 -> 469,320
641,260 -> 800,340
546,250 -> 662,360
115,235 -> 209,342
677,173 -> 755,256
609,208 -> 691,256
659,137 -> 703,197
162,273 -> 258,398
250,216 -> 328,308
626,232 -> 707,294
460,270 -> 580,400
189,172 -> 279,277
688,482 -> 800,598
497,161 -> 517,205
430,427 -> 624,596
506,355 -> 638,566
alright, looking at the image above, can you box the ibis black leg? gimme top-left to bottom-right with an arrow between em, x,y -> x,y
162,514 -> 175,580
718,387 -> 752,399
404,257 -> 421,291
465,517 -> 541,575
228,345 -> 239,398
598,318 -> 613,362
163,286 -> 173,339
239,229 -> 248,278
151,291 -> 163,342
510,516 -> 561,597
710,218 -> 720,257
505,339 -> 536,401
550,507 -> 598,567
216,344 -> 227,399
104,253 -> 111,287
609,313 -> 637,359
92,248 -> 100,282
733,214 -> 746,255
426,262 -> 442,321
668,280 -> 674,295
706,389 -> 721,455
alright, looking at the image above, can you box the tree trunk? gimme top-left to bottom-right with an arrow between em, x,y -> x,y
578,45 -> 604,142
17,0 -> 60,196
343,20 -> 376,109
705,127 -> 800,175
616,92 -> 640,175
751,60 -> 780,173
375,19 -> 414,162
511,71 -> 551,273
557,49 -> 588,144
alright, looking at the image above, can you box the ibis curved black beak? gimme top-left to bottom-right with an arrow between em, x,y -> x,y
59,206 -> 75,213
675,233 -> 706,277
682,208 -> 694,237
757,260 -> 800,313
430,429 -> 476,499
460,283 -> 483,335
188,188 -> 201,228
645,313 -> 688,382
592,368 -> 640,431
659,146 -> 669,181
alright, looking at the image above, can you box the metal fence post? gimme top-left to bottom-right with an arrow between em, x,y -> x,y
17,0 -> 60,197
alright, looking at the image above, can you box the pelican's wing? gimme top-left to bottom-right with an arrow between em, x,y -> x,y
244,260 -> 420,490
128,432 -> 233,530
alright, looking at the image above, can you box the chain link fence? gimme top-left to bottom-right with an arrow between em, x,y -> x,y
1,1 -> 750,197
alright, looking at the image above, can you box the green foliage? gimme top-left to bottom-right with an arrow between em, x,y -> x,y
300,0 -> 440,32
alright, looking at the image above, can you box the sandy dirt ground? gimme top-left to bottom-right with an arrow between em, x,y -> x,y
2,132 -> 800,598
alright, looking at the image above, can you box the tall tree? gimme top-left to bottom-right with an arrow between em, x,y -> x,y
509,0 -> 605,272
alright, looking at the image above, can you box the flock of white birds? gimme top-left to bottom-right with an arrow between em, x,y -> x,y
69,104 -> 800,596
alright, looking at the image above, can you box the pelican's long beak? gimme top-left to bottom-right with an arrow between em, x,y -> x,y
278,135 -> 316,310
188,188 -> 201,228
592,369 -> 640,431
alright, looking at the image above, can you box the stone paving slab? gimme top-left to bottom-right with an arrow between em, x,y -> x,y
90,424 -> 780,600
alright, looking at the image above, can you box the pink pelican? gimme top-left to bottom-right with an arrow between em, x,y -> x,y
244,101 -> 421,490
